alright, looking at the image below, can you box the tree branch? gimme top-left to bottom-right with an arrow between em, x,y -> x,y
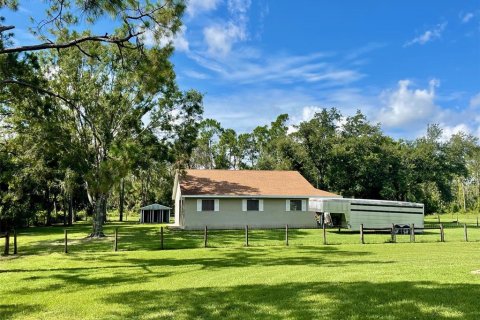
0,25 -> 15,33
0,31 -> 143,55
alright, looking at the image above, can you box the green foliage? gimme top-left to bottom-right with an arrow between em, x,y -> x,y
189,109 -> 479,214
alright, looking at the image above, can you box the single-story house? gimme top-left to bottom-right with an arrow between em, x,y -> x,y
172,169 -> 340,229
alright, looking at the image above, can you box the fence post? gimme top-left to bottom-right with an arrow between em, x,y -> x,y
477,216 -> 479,227
245,225 -> 249,247
437,215 -> 441,224
323,223 -> 327,245
204,226 -> 208,248
13,229 -> 17,255
3,232 -> 9,256
464,224 -> 468,242
360,224 -> 364,244
64,229 -> 68,253
114,227 -> 118,252
440,224 -> 444,242
410,223 -> 415,243
160,226 -> 164,250
285,224 -> 289,246
391,223 -> 396,243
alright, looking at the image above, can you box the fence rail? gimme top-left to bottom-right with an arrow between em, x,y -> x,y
2,223 -> 480,255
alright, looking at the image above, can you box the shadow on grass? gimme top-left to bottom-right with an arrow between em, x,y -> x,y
0,304 -> 44,319
102,281 -> 480,319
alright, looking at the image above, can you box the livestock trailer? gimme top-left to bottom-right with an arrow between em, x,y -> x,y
309,198 -> 424,231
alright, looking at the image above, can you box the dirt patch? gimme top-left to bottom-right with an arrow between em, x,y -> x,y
471,270 -> 480,275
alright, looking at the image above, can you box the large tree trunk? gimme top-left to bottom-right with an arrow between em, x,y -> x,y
119,178 -> 125,222
90,194 -> 106,237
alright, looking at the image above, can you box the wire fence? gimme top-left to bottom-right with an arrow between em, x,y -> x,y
2,222 -> 480,256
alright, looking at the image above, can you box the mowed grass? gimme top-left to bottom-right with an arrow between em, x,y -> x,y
1,221 -> 480,319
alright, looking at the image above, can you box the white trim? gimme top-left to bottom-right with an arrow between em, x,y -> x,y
196,199 -> 201,212
286,200 -> 290,212
242,199 -> 247,212
259,199 -> 264,212
301,200 -> 307,211
184,195 -> 340,199
214,199 -> 219,212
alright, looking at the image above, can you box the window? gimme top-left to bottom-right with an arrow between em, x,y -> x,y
247,199 -> 259,211
290,200 -> 302,211
202,199 -> 215,211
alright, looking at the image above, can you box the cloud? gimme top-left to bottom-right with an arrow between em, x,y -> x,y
203,22 -> 247,56
189,51 -> 363,85
202,0 -> 251,57
186,0 -> 220,17
404,22 -> 447,47
461,12 -> 475,23
378,79 -> 439,128
440,123 -> 472,140
184,69 -> 210,79
470,92 -> 480,108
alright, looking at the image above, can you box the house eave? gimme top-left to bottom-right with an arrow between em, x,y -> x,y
182,194 -> 342,199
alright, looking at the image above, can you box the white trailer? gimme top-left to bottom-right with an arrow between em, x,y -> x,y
309,198 -> 424,231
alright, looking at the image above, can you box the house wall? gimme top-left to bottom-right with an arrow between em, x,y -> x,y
181,198 -> 318,229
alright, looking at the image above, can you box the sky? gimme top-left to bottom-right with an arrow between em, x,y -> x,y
2,0 -> 480,139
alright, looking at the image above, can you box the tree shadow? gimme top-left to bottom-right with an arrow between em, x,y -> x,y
181,176 -> 260,195
102,281 -> 480,319
0,304 -> 44,319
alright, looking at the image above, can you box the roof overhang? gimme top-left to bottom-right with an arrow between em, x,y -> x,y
182,195 -> 343,199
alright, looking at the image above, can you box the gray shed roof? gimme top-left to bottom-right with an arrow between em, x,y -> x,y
140,203 -> 172,210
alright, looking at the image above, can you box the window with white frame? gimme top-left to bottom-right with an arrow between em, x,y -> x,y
290,199 -> 302,211
286,199 -> 306,211
197,199 -> 219,212
242,199 -> 264,212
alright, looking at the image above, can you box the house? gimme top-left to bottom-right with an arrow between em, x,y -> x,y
171,169 -> 340,229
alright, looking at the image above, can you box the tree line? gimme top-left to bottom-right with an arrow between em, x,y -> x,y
189,111 -> 480,215
1,1 -> 479,235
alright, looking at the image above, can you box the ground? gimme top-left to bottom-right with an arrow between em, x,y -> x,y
1,215 -> 480,319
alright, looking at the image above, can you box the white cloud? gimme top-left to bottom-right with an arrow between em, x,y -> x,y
189,51 -> 363,85
440,123 -> 471,140
203,22 -> 246,56
461,12 -> 475,23
404,22 -> 447,47
184,69 -> 210,79
470,92 -> 480,108
227,0 -> 251,14
378,79 -> 439,128
202,0 -> 251,57
186,0 -> 220,17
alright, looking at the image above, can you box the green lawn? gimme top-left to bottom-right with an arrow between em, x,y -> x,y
1,222 -> 480,319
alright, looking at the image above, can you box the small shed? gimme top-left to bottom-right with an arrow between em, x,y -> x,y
140,204 -> 172,223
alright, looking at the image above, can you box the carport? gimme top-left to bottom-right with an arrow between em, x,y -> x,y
140,204 -> 171,223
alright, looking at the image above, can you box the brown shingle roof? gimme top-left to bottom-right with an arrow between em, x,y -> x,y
179,170 -> 339,197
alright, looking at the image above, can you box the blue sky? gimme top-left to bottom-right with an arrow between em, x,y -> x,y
3,0 -> 480,139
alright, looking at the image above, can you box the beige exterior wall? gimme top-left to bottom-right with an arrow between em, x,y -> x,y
181,197 -> 318,229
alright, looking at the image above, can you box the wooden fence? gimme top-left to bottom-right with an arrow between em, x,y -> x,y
2,223 -> 479,255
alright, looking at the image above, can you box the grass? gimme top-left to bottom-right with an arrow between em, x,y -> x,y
1,220 -> 480,319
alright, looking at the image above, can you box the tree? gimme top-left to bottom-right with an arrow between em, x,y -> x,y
0,1 -> 185,55
295,108 -> 341,189
40,38 -> 200,236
